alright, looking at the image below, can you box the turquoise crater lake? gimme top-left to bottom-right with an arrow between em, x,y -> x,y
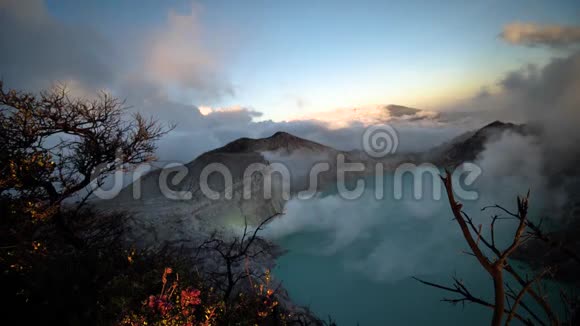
265,175 -> 552,325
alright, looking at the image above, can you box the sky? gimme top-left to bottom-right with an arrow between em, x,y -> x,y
1,0 -> 580,161
3,4 -> 580,317
35,0 -> 580,120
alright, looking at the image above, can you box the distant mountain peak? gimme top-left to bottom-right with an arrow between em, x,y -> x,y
210,131 -> 334,155
270,131 -> 291,137
384,104 -> 421,117
428,120 -> 530,167
481,120 -> 517,130
268,131 -> 299,140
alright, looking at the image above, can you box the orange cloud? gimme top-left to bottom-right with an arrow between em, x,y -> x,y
501,22 -> 580,48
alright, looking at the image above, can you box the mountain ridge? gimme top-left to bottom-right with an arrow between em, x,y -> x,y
203,120 -> 527,166
425,120 -> 530,167
99,121 -> 528,246
206,131 -> 337,155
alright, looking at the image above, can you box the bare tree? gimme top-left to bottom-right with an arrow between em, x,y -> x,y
0,82 -> 172,247
416,170 -> 579,326
199,213 -> 281,303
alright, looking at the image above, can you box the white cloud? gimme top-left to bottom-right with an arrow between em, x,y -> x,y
144,4 -> 234,101
439,50 -> 580,217
198,105 -> 262,117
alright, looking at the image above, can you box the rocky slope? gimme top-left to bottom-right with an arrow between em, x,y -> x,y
97,122 -> 531,246
424,120 -> 530,167
97,131 -> 354,246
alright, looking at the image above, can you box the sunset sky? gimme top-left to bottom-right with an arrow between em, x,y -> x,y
2,0 -> 576,122
5,3 -> 580,326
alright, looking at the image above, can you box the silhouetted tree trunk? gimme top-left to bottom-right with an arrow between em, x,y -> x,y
415,170 -> 579,326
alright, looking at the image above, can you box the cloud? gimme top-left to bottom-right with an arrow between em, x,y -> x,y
261,180 -> 551,282
495,51 -> 580,146
0,0 -> 248,163
0,1 -> 481,171
438,50 -> 580,218
0,0 -> 236,104
442,50 -> 580,135
288,104 -> 443,129
144,4 -> 234,101
496,51 -> 580,187
113,72 -> 464,163
150,113 -> 462,163
138,99 -> 463,163
198,105 -> 263,118
115,90 -> 263,162
500,22 -> 580,48
0,0 -> 115,91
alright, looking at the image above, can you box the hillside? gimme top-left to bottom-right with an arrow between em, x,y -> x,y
425,120 -> 530,167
